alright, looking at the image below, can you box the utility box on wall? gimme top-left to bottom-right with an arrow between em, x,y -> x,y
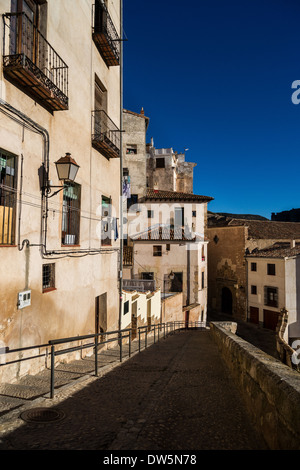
18,290 -> 31,309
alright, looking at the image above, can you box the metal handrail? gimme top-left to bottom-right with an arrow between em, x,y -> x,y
0,321 -> 207,398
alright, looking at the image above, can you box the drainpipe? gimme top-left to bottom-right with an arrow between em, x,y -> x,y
187,244 -> 190,306
118,0 -> 124,333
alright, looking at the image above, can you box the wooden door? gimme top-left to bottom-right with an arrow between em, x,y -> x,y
263,309 -> 279,331
249,306 -> 259,324
132,301 -> 137,339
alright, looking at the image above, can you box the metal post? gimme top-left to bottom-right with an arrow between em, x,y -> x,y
120,331 -> 122,362
154,325 -> 156,343
145,329 -> 147,349
95,334 -> 98,377
138,329 -> 141,353
129,330 -> 131,357
50,345 -> 55,399
158,324 -> 160,342
164,322 -> 166,339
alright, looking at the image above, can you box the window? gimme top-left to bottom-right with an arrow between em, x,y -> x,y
153,246 -> 162,257
42,263 -> 55,292
156,158 -> 165,168
95,76 -> 107,113
142,272 -> 154,280
0,149 -> 17,245
170,272 -> 183,292
174,207 -> 184,227
166,244 -> 170,251
148,210 -> 154,219
101,195 -> 112,246
267,263 -> 276,276
201,271 -> 205,289
126,145 -> 137,155
127,194 -> 138,210
264,286 -> 278,308
251,262 -> 257,272
192,211 -> 197,217
123,300 -> 129,315
251,285 -> 257,295
62,182 -> 81,245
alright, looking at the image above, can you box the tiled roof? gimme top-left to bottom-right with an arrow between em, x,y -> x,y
208,215 -> 300,240
246,242 -> 300,258
144,188 -> 214,203
131,224 -> 197,242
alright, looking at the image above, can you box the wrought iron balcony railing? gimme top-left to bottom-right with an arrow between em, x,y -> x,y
92,0 -> 120,67
92,109 -> 120,159
2,13 -> 68,112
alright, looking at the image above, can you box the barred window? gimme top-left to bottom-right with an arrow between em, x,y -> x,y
62,182 -> 81,245
0,149 -> 18,245
101,195 -> 112,246
42,264 -> 55,292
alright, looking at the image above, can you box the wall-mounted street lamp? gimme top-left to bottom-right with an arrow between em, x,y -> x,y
55,153 -> 80,183
40,153 -> 80,198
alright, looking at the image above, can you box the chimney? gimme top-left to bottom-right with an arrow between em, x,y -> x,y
140,107 -> 144,115
291,240 -> 296,248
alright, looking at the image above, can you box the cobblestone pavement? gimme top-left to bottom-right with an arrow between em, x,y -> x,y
0,330 -> 267,450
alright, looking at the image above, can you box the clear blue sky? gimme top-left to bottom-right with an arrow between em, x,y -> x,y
122,0 -> 300,219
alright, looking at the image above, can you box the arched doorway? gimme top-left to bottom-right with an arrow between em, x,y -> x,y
221,287 -> 233,314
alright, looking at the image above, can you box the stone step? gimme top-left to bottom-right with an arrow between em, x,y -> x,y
0,394 -> 26,413
0,382 -> 46,400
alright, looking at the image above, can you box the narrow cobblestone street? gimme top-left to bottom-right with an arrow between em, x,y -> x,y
0,330 -> 267,451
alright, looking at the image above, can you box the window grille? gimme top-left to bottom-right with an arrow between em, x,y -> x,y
62,182 -> 81,245
42,263 -> 55,291
0,149 -> 17,245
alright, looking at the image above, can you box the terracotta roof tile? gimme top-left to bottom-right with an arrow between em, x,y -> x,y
144,188 -> 214,203
246,242 -> 300,258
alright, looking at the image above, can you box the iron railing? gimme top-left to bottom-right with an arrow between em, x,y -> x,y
2,12 -> 68,111
92,109 -> 120,159
0,321 -> 207,398
92,0 -> 120,66
123,278 -> 156,292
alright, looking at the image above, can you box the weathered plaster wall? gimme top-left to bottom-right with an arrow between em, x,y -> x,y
0,0 -> 121,382
207,226 -> 247,320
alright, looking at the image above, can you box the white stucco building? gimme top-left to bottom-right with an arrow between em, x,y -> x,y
0,0 -> 122,382
246,242 -> 300,344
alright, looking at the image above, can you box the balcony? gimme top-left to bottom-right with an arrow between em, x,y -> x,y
123,279 -> 156,293
92,1 -> 120,67
2,13 -> 68,112
92,109 -> 120,159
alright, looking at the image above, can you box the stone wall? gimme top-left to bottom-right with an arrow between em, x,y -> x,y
207,225 -> 247,321
210,322 -> 300,450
